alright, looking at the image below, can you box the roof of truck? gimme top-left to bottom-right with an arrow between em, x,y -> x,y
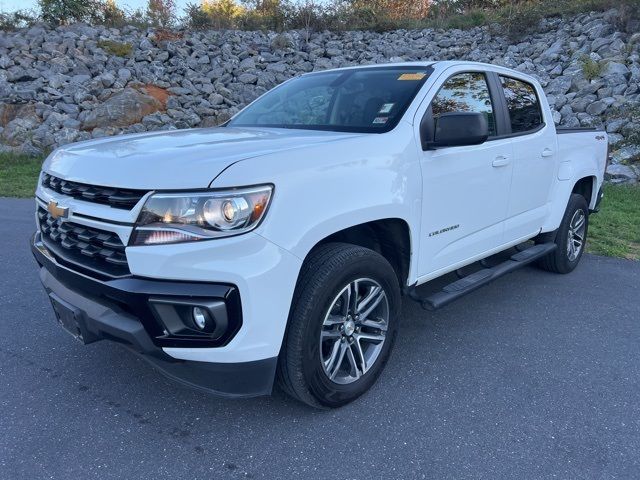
303,61 -> 540,85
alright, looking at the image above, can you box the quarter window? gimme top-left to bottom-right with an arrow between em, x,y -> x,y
431,72 -> 497,136
499,76 -> 543,133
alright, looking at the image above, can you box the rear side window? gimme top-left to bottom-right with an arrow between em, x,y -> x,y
430,72 -> 497,136
499,76 -> 543,133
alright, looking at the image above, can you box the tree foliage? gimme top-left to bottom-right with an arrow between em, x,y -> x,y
28,0 -> 640,35
38,0 -> 101,25
146,0 -> 176,27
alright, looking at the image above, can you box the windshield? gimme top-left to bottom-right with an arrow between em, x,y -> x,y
228,66 -> 432,133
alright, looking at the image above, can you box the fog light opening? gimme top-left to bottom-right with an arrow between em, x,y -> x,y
192,307 -> 209,330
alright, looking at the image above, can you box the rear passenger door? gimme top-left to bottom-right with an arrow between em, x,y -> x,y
498,75 -> 558,242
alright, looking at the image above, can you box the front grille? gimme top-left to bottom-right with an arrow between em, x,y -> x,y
37,207 -> 130,278
41,173 -> 147,210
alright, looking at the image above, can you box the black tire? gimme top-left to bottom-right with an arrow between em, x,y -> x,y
277,243 -> 401,408
537,193 -> 589,274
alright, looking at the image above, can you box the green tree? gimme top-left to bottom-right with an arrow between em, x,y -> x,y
102,0 -> 126,26
203,0 -> 245,28
38,0 -> 100,25
146,0 -> 176,27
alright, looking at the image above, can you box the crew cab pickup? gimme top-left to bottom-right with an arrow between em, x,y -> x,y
31,61 -> 608,408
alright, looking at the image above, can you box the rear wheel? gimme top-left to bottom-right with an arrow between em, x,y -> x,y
277,243 -> 400,408
538,193 -> 589,274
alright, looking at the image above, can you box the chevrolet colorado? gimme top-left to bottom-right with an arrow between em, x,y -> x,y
31,61 -> 608,408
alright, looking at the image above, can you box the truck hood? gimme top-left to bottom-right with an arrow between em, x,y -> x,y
44,127 -> 365,190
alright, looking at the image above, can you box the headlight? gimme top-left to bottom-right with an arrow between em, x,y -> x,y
130,185 -> 273,246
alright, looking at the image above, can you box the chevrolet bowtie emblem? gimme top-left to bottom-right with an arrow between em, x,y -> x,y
47,201 -> 69,220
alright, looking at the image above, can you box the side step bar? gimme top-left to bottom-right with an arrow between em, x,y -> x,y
409,243 -> 557,311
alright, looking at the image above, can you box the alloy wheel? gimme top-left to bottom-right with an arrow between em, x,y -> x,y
567,209 -> 586,262
319,278 -> 389,385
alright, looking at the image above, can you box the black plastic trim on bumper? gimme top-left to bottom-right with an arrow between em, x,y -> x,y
34,237 -> 276,398
31,233 -> 242,349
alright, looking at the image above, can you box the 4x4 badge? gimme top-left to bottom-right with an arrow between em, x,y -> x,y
47,201 -> 69,220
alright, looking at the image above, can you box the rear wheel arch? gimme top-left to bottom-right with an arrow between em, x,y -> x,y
572,175 -> 597,208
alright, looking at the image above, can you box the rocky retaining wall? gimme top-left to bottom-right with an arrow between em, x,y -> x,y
1,8 -> 639,182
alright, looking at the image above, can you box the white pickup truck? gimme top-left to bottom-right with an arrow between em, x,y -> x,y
32,61 -> 608,408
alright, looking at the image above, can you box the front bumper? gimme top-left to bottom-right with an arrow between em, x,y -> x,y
31,233 -> 277,398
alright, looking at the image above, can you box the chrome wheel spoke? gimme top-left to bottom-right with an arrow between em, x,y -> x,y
355,331 -> 385,343
345,344 -> 362,379
319,277 -> 390,385
358,287 -> 385,320
358,317 -> 388,331
327,341 -> 347,380
354,338 -> 367,373
323,314 -> 344,327
321,329 -> 341,340
357,285 -> 381,313
341,287 -> 351,317
567,209 -> 587,262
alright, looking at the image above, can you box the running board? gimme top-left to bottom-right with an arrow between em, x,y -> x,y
409,243 -> 557,311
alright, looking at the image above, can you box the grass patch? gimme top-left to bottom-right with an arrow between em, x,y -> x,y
0,153 -> 43,198
588,184 -> 640,260
97,39 -> 133,57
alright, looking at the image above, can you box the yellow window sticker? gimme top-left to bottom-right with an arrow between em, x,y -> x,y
398,73 -> 426,81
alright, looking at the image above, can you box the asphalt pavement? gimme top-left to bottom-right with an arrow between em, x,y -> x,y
1,198 -> 639,479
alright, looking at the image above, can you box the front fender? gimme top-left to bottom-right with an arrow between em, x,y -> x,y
212,125 -> 422,274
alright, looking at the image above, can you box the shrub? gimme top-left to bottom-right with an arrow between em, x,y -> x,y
184,2 -> 214,28
97,39 -> 133,57
270,32 -> 293,49
38,0 -> 102,25
0,10 -> 37,30
186,0 -> 246,29
125,8 -> 152,28
494,1 -> 544,40
101,0 -> 126,27
580,55 -> 607,80
351,0 -> 429,20
281,0 -> 324,33
432,8 -> 488,29
146,0 -> 176,28
152,29 -> 184,42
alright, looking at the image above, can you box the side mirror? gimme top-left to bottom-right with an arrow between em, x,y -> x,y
428,112 -> 489,149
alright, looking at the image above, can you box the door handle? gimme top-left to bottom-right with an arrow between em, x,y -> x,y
541,148 -> 554,157
492,155 -> 511,167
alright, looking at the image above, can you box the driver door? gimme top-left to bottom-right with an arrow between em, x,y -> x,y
417,71 -> 514,279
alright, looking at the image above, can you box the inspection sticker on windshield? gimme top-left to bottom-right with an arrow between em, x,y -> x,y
398,73 -> 426,81
372,117 -> 389,124
379,103 -> 395,114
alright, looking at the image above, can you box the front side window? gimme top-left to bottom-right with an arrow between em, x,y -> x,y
228,67 -> 432,133
430,72 -> 497,136
500,76 -> 543,133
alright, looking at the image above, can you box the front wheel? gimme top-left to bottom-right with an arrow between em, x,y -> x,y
537,193 -> 589,274
277,243 -> 401,408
